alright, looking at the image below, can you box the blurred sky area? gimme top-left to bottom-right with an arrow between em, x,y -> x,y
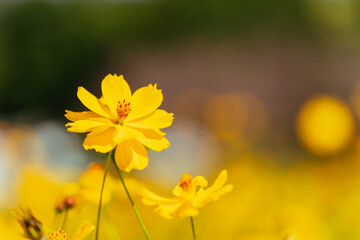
1,1 -> 360,239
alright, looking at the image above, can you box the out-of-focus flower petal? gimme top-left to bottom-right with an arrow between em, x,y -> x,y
142,170 -> 232,219
71,221 -> 95,240
195,184 -> 233,208
200,170 -> 228,195
79,163 -> 117,206
142,189 -> 175,205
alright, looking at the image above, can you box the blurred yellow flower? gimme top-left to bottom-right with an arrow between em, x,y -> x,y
57,183 -> 80,210
18,169 -> 62,226
16,210 -> 93,240
296,95 -> 355,155
204,92 -> 268,149
57,163 -> 117,208
142,170 -> 233,219
17,209 -> 45,240
0,213 -> 23,240
65,74 -> 174,171
78,163 -> 117,205
46,221 -> 94,240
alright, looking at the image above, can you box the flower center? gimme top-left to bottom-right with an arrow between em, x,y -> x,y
47,229 -> 67,240
117,100 -> 131,120
179,174 -> 192,192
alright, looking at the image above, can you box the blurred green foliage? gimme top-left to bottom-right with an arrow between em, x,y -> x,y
0,0 -> 356,118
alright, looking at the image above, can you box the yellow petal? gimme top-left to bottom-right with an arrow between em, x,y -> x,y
79,163 -> 116,205
142,192 -> 183,219
114,141 -> 133,172
83,127 -> 117,153
66,119 -> 108,133
143,189 -> 200,219
194,170 -> 233,207
101,74 -> 131,116
192,176 -> 208,189
126,84 -> 163,121
156,201 -> 184,219
209,184 -> 233,201
65,110 -> 101,121
77,86 -> 113,118
204,170 -> 228,194
126,109 -> 174,129
71,221 -> 95,240
113,125 -> 145,144
172,185 -> 184,197
128,139 -> 148,171
114,139 -> 149,172
176,204 -> 199,218
195,184 -> 233,208
142,189 -> 175,205
138,137 -> 170,151
133,128 -> 170,151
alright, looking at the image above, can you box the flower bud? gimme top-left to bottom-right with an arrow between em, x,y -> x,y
64,197 -> 75,209
55,203 -> 64,213
17,209 -> 45,240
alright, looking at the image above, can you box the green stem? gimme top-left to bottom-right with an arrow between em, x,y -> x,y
61,209 -> 68,230
52,212 -> 59,229
112,158 -> 150,240
190,217 -> 196,240
95,151 -> 112,240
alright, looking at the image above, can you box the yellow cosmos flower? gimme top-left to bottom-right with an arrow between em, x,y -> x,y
46,221 -> 94,240
57,163 -> 117,209
296,95 -> 355,155
78,163 -> 117,205
65,74 -> 174,171
142,170 -> 233,219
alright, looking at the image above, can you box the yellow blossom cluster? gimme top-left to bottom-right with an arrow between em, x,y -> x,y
4,73 -> 233,240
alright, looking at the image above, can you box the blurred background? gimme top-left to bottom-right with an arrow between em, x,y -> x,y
1,0 -> 360,239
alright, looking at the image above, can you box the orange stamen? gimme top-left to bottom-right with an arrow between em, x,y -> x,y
48,229 -> 67,240
179,174 -> 192,191
117,99 -> 131,120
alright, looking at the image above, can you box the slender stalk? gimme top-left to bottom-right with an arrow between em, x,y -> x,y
61,209 -> 68,230
52,212 -> 60,229
190,217 -> 196,240
112,158 -> 150,240
95,151 -> 112,240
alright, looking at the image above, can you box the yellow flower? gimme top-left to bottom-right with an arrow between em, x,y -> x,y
16,208 -> 94,240
17,209 -> 45,240
296,95 -> 355,155
78,163 -> 117,205
46,221 -> 94,240
142,170 -> 233,219
65,74 -> 174,171
56,163 -> 117,208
